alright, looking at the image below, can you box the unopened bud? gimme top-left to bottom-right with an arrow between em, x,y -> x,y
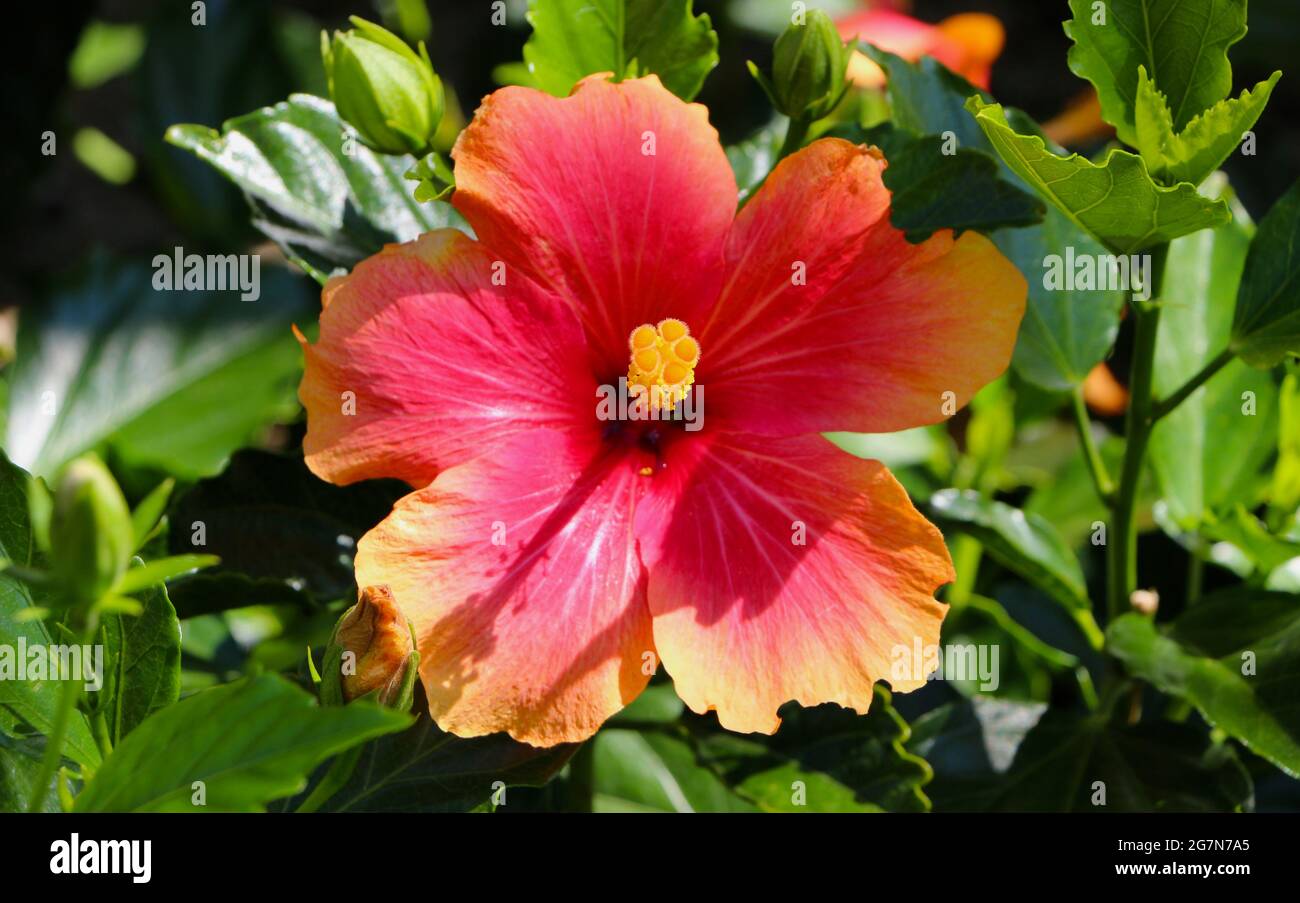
322,17 -> 444,155
324,585 -> 418,708
751,10 -> 850,122
48,455 -> 133,605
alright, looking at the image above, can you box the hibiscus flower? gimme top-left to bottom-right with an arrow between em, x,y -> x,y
838,6 -> 1005,90
297,74 -> 1026,747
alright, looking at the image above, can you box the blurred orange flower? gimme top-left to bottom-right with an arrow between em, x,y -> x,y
837,4 -> 1005,89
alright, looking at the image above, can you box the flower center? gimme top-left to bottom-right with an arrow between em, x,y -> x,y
627,318 -> 700,411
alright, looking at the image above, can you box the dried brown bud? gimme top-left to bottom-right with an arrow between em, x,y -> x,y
335,585 -> 416,704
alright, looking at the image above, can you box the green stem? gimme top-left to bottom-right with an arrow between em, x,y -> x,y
946,535 -> 982,605
26,673 -> 83,812
26,610 -> 98,812
90,711 -> 113,759
1150,348 -> 1235,421
1106,245 -> 1169,624
1072,610 -> 1107,653
738,115 -> 816,213
1094,676 -> 1133,723
1070,385 -> 1115,503
295,745 -> 363,813
777,114 -> 812,162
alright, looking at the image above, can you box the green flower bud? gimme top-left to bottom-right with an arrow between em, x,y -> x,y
322,16 -> 444,156
48,455 -> 133,605
321,585 -> 419,709
756,10 -> 850,122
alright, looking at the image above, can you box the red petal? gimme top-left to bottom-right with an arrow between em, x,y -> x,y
451,75 -> 737,374
299,230 -> 593,487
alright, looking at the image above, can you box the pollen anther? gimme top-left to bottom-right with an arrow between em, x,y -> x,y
627,319 -> 700,410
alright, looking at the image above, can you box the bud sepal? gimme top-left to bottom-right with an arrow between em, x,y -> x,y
322,16 -> 445,156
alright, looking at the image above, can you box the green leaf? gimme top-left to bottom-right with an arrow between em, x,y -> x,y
1203,505 -> 1300,576
69,21 -> 145,90
1272,372 -> 1300,515
907,697 -> 1043,809
862,45 -> 992,152
968,98 -> 1230,253
166,94 -> 463,281
73,674 -> 411,811
0,732 -> 65,812
405,150 -> 454,203
726,124 -> 781,203
850,48 -> 1043,241
1065,0 -> 1248,146
591,729 -> 756,812
5,256 -> 313,481
1002,710 -> 1245,812
729,0 -> 860,35
88,576 -> 182,744
997,206 -> 1126,390
1026,436 -> 1160,548
1136,66 -> 1280,186
828,425 -> 948,471
166,451 -> 407,614
1231,177 -> 1300,367
113,555 -> 218,595
862,124 -> 1044,242
608,682 -> 684,725
687,688 -> 933,812
522,0 -> 718,101
0,453 -> 99,769
912,697 -> 1250,811
1151,175 -> 1278,528
310,711 -> 575,812
138,2 -> 325,245
129,479 -> 174,553
943,594 -> 1091,703
930,489 -> 1091,615
688,734 -> 883,812
1109,589 -> 1300,776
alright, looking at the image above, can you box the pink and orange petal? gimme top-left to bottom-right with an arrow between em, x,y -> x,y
702,139 -> 1027,437
636,431 -> 952,733
355,429 -> 657,747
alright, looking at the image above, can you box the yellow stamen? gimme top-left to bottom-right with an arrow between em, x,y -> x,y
633,348 -> 662,373
630,324 -> 658,351
627,319 -> 700,411
658,318 -> 688,343
673,336 -> 700,365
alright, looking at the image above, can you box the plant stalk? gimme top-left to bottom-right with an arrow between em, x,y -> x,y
1070,385 -> 1115,503
1105,244 -> 1169,624
777,114 -> 812,162
1149,348 -> 1235,421
26,609 -> 99,812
